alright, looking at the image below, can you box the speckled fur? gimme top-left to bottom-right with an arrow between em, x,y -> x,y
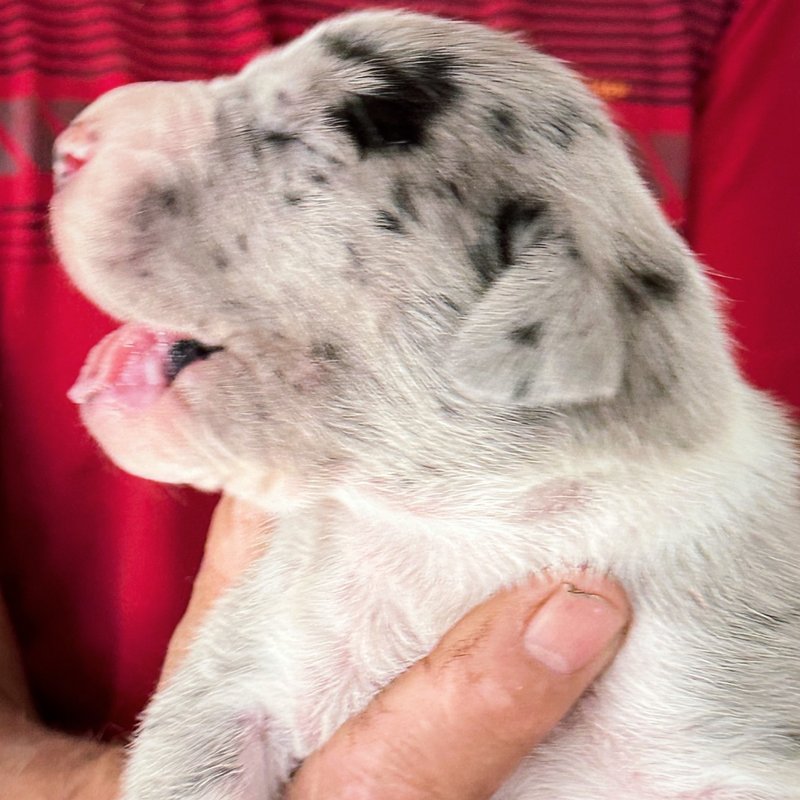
50,11 -> 800,799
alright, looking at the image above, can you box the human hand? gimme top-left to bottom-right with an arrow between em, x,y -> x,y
287,572 -> 630,800
0,496 -> 629,800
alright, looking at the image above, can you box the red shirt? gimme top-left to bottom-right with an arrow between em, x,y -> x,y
1,0 -> 798,736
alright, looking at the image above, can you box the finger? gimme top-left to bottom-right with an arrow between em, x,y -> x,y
287,572 -> 630,800
159,495 -> 272,685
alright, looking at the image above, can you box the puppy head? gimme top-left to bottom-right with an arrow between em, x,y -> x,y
50,11 -> 735,499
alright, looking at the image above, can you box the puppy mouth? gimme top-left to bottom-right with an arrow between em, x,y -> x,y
68,323 -> 224,410
163,338 -> 225,383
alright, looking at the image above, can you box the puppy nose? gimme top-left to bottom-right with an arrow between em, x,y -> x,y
53,120 -> 98,189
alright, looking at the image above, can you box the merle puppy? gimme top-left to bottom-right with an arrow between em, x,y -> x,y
50,11 -> 800,799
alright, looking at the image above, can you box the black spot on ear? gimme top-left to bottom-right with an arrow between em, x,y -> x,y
376,209 -> 405,234
487,107 -> 524,153
324,35 -> 460,153
496,200 -> 549,268
508,322 -> 543,347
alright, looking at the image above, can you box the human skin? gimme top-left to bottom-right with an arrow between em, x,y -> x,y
0,496 -> 629,800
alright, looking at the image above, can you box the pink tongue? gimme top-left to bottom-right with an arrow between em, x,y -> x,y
69,323 -> 187,409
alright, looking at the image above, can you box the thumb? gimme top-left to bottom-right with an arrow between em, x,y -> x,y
288,572 -> 630,800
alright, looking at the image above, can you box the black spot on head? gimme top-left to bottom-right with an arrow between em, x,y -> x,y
438,400 -> 459,417
135,185 -> 191,231
391,181 -> 417,221
212,247 -> 229,271
324,33 -> 375,63
447,181 -> 463,203
542,116 -> 578,149
539,98 -> 604,150
239,124 -> 299,158
468,241 -> 500,289
744,607 -> 800,631
376,209 -> 405,234
496,200 -> 549,269
487,107 -> 525,153
512,377 -> 531,402
158,187 -> 182,215
311,342 -> 341,362
436,294 -> 463,316
261,130 -> 298,147
469,199 -> 553,290
284,194 -> 303,206
310,172 -> 328,184
324,34 -> 460,153
614,234 -> 684,312
508,322 -> 543,347
236,233 -> 248,252
343,242 -> 370,285
433,179 -> 463,204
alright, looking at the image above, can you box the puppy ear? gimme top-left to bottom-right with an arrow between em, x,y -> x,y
450,210 -> 624,408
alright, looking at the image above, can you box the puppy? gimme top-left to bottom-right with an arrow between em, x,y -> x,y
50,11 -> 800,799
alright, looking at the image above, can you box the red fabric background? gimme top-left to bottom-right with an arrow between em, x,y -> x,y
687,0 -> 800,411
